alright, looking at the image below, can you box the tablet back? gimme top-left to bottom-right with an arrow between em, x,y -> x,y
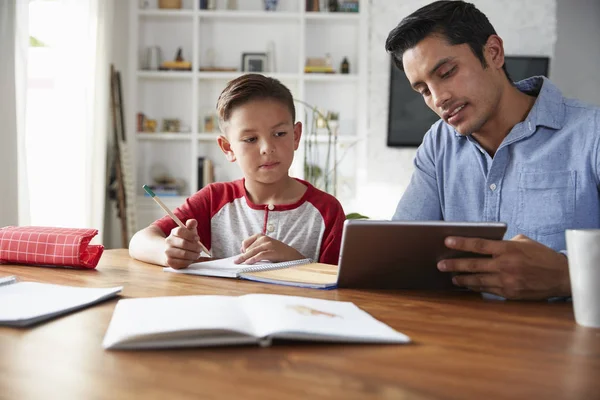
336,220 -> 507,289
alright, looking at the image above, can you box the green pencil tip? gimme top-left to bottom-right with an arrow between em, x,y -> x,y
142,184 -> 155,197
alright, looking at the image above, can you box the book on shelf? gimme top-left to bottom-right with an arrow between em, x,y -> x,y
0,276 -> 122,327
197,157 -> 215,191
102,293 -> 410,350
164,255 -> 338,289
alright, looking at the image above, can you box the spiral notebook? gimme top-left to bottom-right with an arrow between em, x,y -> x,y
163,256 -> 338,289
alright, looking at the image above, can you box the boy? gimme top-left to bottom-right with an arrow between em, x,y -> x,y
129,74 -> 346,269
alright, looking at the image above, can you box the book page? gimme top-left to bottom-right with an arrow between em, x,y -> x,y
239,294 -> 409,344
165,256 -> 247,278
103,295 -> 258,349
164,256 -> 311,279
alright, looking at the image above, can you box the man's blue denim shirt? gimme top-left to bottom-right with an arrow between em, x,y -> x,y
393,77 -> 600,253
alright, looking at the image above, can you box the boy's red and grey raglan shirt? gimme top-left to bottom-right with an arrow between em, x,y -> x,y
153,178 -> 345,265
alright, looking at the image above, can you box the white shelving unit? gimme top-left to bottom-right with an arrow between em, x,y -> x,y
128,0 -> 368,228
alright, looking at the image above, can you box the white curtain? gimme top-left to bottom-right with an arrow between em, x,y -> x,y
0,0 -> 28,227
24,0 -> 114,243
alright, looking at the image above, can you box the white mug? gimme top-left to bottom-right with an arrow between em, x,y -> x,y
565,229 -> 600,328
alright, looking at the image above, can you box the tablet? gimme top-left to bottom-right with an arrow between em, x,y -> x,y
336,220 -> 507,290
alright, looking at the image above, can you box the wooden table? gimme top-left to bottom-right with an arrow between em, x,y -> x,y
1,249 -> 599,400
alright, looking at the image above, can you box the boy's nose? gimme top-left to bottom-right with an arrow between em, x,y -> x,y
260,141 -> 275,154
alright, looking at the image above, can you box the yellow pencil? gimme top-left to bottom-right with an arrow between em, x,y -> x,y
143,185 -> 211,257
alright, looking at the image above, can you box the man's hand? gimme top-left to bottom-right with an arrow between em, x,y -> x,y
234,234 -> 305,265
164,219 -> 203,269
437,234 -> 571,300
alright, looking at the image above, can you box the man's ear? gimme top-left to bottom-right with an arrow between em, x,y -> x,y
293,121 -> 302,151
485,34 -> 505,71
217,135 -> 236,162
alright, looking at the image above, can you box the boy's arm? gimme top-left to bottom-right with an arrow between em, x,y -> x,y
129,219 -> 204,269
318,202 -> 346,265
128,225 -> 168,266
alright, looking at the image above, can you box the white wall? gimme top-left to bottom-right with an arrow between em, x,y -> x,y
103,0 -> 131,248
552,0 -> 600,106
359,0 -> 557,219
0,1 -> 19,227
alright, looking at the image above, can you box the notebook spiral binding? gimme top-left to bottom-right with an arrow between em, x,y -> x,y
239,258 -> 312,274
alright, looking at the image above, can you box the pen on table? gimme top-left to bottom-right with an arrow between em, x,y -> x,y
142,185 -> 212,257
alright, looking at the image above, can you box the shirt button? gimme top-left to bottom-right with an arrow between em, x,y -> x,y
267,204 -> 274,211
489,183 -> 497,191
267,224 -> 275,232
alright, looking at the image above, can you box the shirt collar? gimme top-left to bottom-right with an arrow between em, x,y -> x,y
516,76 -> 565,130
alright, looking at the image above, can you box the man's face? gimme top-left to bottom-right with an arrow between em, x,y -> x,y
402,34 -> 502,135
220,99 -> 301,185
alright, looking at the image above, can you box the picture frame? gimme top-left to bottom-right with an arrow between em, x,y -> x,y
241,52 -> 268,73
162,118 -> 180,133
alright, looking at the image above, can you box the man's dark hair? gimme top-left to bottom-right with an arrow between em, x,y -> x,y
385,0 -> 510,80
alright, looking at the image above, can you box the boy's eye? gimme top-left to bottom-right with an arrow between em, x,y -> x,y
242,137 -> 256,143
275,131 -> 287,137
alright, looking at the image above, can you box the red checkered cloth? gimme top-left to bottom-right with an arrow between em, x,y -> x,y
0,226 -> 104,269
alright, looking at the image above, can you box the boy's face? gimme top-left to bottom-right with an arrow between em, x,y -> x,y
218,99 -> 301,185
402,34 -> 505,136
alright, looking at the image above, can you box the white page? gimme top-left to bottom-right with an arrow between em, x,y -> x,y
103,295 -> 258,349
163,256 -> 309,279
164,255 -> 246,278
0,282 -> 122,326
239,294 -> 410,343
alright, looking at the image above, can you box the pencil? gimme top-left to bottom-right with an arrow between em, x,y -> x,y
143,185 -> 212,257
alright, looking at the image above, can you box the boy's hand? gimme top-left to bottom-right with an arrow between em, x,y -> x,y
164,219 -> 204,269
234,234 -> 305,265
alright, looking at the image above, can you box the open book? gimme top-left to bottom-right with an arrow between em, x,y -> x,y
0,276 -> 122,327
164,256 -> 338,289
102,294 -> 410,350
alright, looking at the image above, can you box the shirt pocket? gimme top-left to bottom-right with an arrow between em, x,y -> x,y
517,171 -> 576,236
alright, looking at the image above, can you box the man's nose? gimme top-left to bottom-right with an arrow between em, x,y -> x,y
432,87 -> 451,110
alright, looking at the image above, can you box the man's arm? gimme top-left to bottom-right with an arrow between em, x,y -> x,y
393,133 -> 442,221
438,234 -> 571,300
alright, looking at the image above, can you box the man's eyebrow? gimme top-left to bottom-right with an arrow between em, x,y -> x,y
411,57 -> 455,89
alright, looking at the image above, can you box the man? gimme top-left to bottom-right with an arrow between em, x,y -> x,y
385,1 -> 600,300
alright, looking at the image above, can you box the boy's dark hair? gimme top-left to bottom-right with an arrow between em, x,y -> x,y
216,74 -> 295,128
385,0 -> 510,80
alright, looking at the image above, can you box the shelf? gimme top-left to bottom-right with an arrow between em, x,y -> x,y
303,74 -> 359,83
197,72 -> 300,81
198,10 -> 300,20
138,9 -> 195,18
136,132 -> 192,140
197,133 -> 221,141
305,12 -> 360,21
137,71 -> 193,79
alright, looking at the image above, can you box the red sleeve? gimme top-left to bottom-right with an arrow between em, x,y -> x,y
305,189 -> 345,265
152,181 -> 243,251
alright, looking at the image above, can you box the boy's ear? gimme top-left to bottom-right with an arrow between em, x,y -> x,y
293,122 -> 302,151
217,135 -> 236,162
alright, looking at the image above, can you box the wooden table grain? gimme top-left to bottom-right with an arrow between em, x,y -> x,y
1,249 -> 598,400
